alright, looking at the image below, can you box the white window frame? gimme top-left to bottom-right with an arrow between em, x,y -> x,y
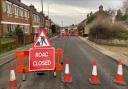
33,14 -> 36,22
19,7 -> 23,17
14,5 -> 19,16
27,11 -> 29,18
6,1 -> 12,16
24,26 -> 30,34
24,9 -> 28,19
19,7 -> 22,17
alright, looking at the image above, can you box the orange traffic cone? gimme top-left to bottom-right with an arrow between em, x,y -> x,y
63,57 -> 72,82
89,59 -> 100,85
8,64 -> 17,89
114,59 -> 125,85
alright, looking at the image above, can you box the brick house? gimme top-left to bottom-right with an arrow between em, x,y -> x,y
29,5 -> 41,40
29,5 -> 47,40
39,12 -> 45,28
0,0 -> 31,37
44,16 -> 52,34
0,0 -> 54,38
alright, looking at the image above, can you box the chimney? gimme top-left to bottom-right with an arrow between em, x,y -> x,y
29,5 -> 37,11
99,5 -> 103,11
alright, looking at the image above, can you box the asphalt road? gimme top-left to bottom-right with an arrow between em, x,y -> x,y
1,36 -> 128,89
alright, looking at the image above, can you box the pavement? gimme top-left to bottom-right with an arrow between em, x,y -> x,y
0,36 -> 58,66
99,45 -> 128,57
1,36 -> 128,89
0,44 -> 32,66
79,37 -> 128,67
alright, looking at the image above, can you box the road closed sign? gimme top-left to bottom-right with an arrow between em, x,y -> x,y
29,47 -> 55,71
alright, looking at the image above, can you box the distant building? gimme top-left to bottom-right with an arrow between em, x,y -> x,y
68,24 -> 78,35
77,19 -> 87,36
68,24 -> 77,32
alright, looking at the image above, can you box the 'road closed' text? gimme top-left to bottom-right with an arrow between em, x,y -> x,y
33,60 -> 51,67
35,52 -> 49,58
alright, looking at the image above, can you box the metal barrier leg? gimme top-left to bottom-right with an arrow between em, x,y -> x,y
22,69 -> 26,81
47,71 -> 50,80
53,70 -> 57,78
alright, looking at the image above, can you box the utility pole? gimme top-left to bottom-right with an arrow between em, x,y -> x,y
48,4 -> 49,17
61,20 -> 63,27
47,5 -> 49,34
41,0 -> 43,14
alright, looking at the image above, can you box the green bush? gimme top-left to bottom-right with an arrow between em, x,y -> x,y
5,30 -> 16,37
113,31 -> 128,40
15,26 -> 24,37
0,38 -> 16,44
0,38 -> 18,54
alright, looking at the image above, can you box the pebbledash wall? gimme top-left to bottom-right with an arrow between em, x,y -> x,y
0,0 -> 47,37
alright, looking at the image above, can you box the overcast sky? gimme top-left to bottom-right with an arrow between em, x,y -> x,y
21,0 -> 123,26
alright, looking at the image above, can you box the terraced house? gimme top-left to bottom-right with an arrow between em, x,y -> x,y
0,0 -> 50,38
0,0 -> 31,37
0,0 -> 55,38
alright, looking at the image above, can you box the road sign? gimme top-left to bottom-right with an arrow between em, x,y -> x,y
32,28 -> 51,48
29,47 -> 55,71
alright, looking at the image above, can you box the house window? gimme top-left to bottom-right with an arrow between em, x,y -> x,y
37,16 -> 40,22
6,1 -> 12,16
33,14 -> 40,22
14,6 -> 17,16
19,8 -> 21,17
20,26 -> 29,34
19,7 -> 23,17
27,11 -> 29,18
24,10 -> 28,19
14,5 -> 19,16
33,14 -> 36,22
36,15 -> 38,22
24,26 -> 29,34
34,27 -> 39,33
7,24 -> 14,32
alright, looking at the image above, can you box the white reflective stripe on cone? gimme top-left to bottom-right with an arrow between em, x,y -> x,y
10,70 -> 16,81
92,65 -> 97,76
65,64 -> 69,74
117,64 -> 123,75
